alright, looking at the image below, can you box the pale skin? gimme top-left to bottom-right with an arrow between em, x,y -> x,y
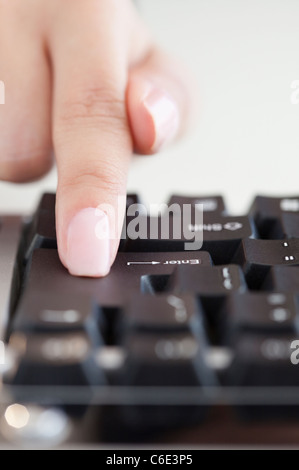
0,0 -> 195,277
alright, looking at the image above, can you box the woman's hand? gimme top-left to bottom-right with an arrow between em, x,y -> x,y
0,0 -> 195,277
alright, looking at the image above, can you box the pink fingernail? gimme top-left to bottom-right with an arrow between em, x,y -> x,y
66,208 -> 110,277
143,87 -> 180,152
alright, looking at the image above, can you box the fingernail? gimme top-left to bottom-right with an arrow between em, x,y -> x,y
143,86 -> 180,152
66,208 -> 110,277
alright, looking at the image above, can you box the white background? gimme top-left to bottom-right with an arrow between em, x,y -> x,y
1,0 -> 299,215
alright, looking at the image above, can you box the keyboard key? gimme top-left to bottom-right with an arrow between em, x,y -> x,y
226,334 -> 298,386
118,331 -> 215,430
124,214 -> 255,264
167,195 -> 226,215
222,293 -> 299,340
280,212 -> 299,239
11,291 -> 102,345
25,193 -> 57,258
250,195 -> 299,238
31,192 -> 56,214
122,294 -> 204,334
23,249 -> 212,308
98,294 -> 205,347
126,193 -> 142,209
167,264 -> 246,295
121,332 -> 216,387
8,332 -> 106,386
26,194 -> 56,248
164,265 -> 245,345
264,266 -> 299,292
0,215 -> 24,340
125,193 -> 147,218
225,334 -> 299,419
234,238 -> 299,288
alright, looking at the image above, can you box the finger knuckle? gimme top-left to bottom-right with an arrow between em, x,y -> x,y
56,84 -> 127,134
60,160 -> 126,198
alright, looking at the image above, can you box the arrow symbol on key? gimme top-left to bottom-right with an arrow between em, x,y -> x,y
127,261 -> 161,266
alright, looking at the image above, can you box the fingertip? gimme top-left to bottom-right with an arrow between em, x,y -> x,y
64,207 -> 111,278
56,182 -> 126,278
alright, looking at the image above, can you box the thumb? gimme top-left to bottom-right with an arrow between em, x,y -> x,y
127,47 -> 197,154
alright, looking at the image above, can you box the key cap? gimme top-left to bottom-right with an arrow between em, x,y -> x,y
165,265 -> 246,343
189,216 -> 256,264
264,266 -> 299,292
121,332 -> 217,387
118,332 -> 216,430
250,195 -> 299,238
26,193 -> 56,258
126,193 -> 142,209
35,192 -> 56,213
226,334 -> 298,386
234,238 -> 299,289
167,194 -> 226,215
225,334 -> 299,419
99,294 -> 206,347
125,194 -> 147,222
125,193 -> 147,214
280,212 -> 299,239
167,264 -> 246,295
11,291 -> 102,346
222,293 -> 299,341
8,332 -> 106,386
122,294 -> 204,334
0,216 -> 23,340
124,214 -> 255,264
23,249 -> 212,309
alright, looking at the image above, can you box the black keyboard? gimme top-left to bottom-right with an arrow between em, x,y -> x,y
1,193 -> 299,448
